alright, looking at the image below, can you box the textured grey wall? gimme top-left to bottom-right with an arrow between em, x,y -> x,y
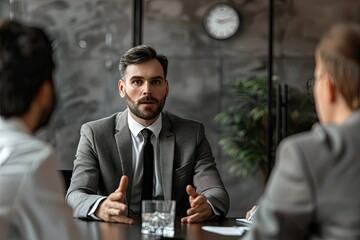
1,0 -> 359,217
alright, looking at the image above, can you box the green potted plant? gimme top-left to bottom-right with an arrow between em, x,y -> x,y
214,75 -> 316,179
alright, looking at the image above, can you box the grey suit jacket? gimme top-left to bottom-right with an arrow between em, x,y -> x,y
66,110 -> 229,219
245,110 -> 360,240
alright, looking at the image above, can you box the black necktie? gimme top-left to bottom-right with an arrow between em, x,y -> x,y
141,128 -> 154,200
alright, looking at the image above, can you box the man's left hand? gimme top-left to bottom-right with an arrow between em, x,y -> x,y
181,185 -> 213,223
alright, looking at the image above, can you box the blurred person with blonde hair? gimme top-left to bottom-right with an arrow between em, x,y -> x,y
244,22 -> 360,239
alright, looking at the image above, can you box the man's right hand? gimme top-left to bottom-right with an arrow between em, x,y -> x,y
95,175 -> 134,224
246,205 -> 258,220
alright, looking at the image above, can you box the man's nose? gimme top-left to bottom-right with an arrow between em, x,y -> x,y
142,81 -> 152,95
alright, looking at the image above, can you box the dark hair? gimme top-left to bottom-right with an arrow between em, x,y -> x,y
119,45 -> 168,79
316,22 -> 360,110
0,20 -> 55,118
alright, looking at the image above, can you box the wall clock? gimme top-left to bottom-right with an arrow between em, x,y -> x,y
203,3 -> 241,40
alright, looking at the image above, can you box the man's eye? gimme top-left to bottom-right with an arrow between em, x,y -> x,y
152,80 -> 161,85
133,80 -> 142,85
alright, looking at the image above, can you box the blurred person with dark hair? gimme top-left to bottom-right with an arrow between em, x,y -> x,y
66,45 -> 229,224
244,23 -> 360,240
0,20 -> 87,239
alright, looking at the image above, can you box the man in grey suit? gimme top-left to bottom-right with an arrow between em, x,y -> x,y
244,23 -> 360,239
66,45 -> 229,224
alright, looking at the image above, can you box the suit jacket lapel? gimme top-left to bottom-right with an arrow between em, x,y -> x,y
114,109 -> 133,213
159,112 -> 175,200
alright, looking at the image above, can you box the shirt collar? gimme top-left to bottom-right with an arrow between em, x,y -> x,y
0,117 -> 31,134
127,112 -> 162,138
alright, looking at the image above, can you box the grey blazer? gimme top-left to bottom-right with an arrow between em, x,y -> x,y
245,110 -> 360,240
66,110 -> 229,219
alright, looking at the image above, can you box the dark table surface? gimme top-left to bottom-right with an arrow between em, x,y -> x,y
76,218 -> 247,240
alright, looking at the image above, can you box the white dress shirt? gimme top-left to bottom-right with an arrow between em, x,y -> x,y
0,117 -> 87,240
127,112 -> 163,214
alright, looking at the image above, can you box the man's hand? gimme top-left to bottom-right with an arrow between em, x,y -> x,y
95,175 -> 134,224
181,185 -> 213,223
246,205 -> 258,220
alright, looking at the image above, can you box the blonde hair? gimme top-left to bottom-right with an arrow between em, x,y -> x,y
316,23 -> 360,110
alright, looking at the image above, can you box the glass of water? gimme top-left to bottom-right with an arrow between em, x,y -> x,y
141,200 -> 176,237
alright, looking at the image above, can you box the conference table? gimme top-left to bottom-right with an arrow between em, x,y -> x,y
76,217 -> 247,240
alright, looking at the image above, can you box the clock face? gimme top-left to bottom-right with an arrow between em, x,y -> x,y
203,3 -> 240,40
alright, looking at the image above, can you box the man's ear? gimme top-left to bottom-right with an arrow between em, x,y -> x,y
35,81 -> 51,106
165,79 -> 169,96
326,76 -> 337,102
118,79 -> 125,98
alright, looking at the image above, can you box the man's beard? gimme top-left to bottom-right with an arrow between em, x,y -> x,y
125,93 -> 166,120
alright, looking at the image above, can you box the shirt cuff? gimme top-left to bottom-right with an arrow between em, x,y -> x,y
88,197 -> 107,220
207,199 -> 221,218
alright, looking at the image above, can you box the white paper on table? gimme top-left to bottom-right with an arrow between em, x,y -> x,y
236,218 -> 252,226
201,226 -> 249,236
